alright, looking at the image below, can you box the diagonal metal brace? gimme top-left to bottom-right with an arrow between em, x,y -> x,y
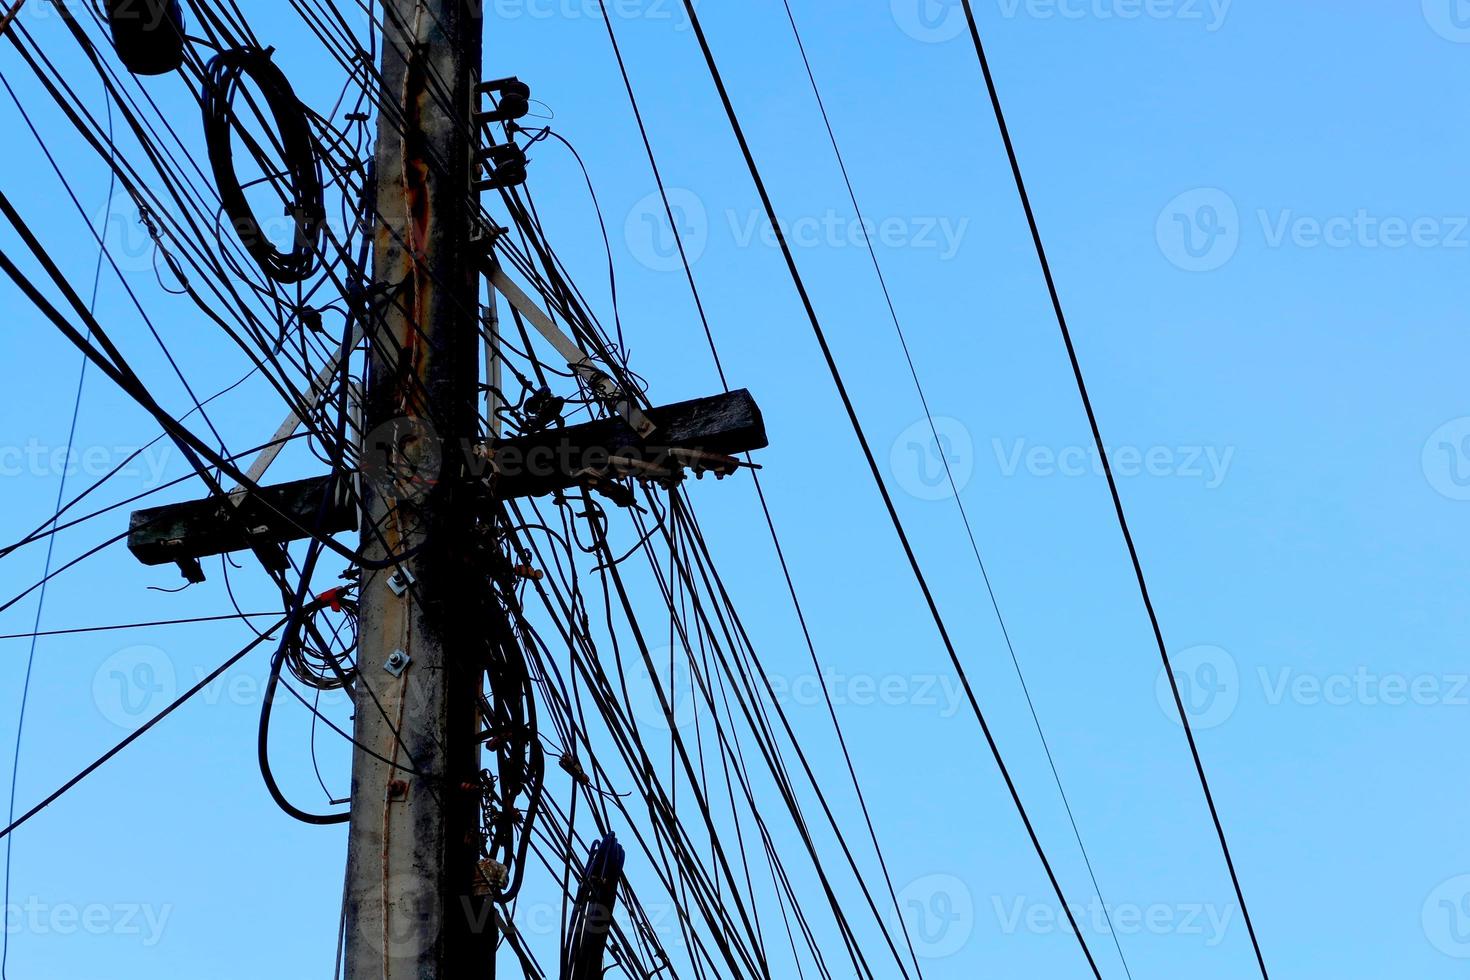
486,264 -> 655,438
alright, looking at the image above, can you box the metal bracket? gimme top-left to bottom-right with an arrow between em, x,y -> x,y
573,450 -> 747,493
230,320 -> 365,496
387,567 -> 417,597
384,649 -> 411,677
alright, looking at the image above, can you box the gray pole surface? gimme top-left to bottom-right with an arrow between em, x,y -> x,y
344,0 -> 487,974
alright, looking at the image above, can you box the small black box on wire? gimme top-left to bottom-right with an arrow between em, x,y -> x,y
105,0 -> 187,76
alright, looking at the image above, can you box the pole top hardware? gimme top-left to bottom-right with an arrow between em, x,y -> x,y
475,76 -> 531,126
474,142 -> 528,192
474,77 -> 533,191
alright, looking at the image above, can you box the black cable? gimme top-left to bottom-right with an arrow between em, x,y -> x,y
0,431 -> 305,566
0,610 -> 302,843
201,46 -> 325,283
0,79 -> 114,980
0,612 -> 282,641
591,6 -> 929,977
0,7 -> 1066,977
776,4 -> 1134,976
951,4 -> 1271,976
508,504 -> 780,978
8,0 -> 448,840
592,2 -> 725,388
540,129 -> 623,354
0,191 -> 412,573
3,33 -> 242,461
673,4 -> 1105,977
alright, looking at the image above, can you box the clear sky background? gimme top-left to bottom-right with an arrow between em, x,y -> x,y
0,1 -> 1467,978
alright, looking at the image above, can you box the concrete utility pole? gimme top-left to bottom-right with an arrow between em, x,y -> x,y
106,3 -> 773,974
343,0 -> 487,975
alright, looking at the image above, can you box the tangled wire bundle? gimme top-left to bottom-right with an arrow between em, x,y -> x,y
202,48 -> 325,284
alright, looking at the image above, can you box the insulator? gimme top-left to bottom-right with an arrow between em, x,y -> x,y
476,76 -> 531,125
474,143 -> 528,192
104,0 -> 187,77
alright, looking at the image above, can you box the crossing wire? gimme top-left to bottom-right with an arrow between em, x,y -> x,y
674,2 -> 1106,976
0,610 -> 304,843
592,3 -> 925,976
776,3 -> 1135,977
0,85 -> 114,978
952,2 -> 1271,977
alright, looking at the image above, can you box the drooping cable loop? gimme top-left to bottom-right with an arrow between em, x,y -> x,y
202,46 -> 325,284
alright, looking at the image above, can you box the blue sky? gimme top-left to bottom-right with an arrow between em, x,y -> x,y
0,1 -> 1467,977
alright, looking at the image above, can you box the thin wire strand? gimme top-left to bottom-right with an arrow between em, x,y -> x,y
0,86 -> 115,980
672,3 -> 1106,976
952,4 -> 1270,976
776,3 -> 1134,976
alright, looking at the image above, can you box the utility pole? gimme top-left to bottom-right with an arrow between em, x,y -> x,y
111,20 -> 775,973
92,1 -> 774,974
343,0 -> 487,974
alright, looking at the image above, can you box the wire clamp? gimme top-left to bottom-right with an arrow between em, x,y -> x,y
475,858 -> 509,897
558,753 -> 590,786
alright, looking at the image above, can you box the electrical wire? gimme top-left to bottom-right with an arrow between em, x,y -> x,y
0,4 -> 1054,976
775,3 -> 1135,976
951,3 -> 1271,975
0,83 -> 115,980
0,611 -> 283,641
202,46 -> 326,284
0,609 -> 305,844
672,2 -> 1106,975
